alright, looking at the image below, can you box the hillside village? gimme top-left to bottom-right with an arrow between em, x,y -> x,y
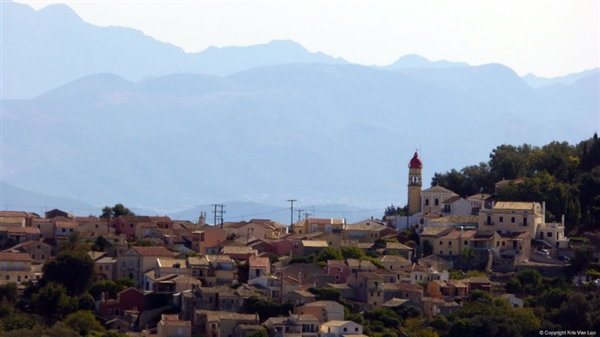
0,146 -> 599,337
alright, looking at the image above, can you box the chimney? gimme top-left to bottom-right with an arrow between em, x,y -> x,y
460,226 -> 464,236
542,202 -> 546,224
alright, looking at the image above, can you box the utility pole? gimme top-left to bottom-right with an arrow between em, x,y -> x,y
287,199 -> 297,232
296,209 -> 304,222
218,204 -> 226,228
212,204 -> 218,226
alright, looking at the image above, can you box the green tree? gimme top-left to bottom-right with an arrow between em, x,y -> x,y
247,330 -> 268,337
571,245 -> 595,275
59,231 -> 86,252
0,283 -> 18,304
516,269 -> 542,292
422,240 -> 433,257
505,277 -> 521,294
460,247 -> 476,269
132,239 -> 154,247
43,250 -> 95,296
63,311 -> 106,336
100,203 -> 135,219
93,236 -> 112,252
341,246 -> 364,259
559,292 -> 593,330
31,283 -> 76,324
315,247 -> 343,263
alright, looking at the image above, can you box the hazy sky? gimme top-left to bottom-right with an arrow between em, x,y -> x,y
13,1 -> 600,77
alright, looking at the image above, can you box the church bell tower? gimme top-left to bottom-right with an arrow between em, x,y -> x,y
408,152 -> 423,215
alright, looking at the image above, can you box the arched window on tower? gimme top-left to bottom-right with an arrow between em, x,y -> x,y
425,199 -> 430,206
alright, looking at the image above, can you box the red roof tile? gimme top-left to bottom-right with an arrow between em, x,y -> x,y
0,252 -> 32,261
132,246 -> 174,256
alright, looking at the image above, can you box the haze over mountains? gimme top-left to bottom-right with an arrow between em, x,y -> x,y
1,1 -> 599,221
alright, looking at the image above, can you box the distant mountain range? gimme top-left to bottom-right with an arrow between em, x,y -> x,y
1,1 -> 598,216
2,1 -> 596,99
1,181 -> 374,224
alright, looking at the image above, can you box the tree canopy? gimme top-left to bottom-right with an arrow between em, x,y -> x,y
100,203 -> 135,219
431,134 -> 600,230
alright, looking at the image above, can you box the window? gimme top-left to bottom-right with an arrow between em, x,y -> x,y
95,224 -> 98,228
344,328 -> 347,332
464,241 -> 468,245
62,228 -> 66,232
439,241 -> 443,245
547,232 -> 552,238
130,223 -> 134,228
335,275 -> 340,280
502,241 -> 505,246
511,217 -> 516,223
499,216 -> 504,223
41,254 -> 45,259
355,328 -> 359,332
99,266 -> 103,271
440,251 -> 444,255
448,241 -> 452,246
496,242 -> 499,247
32,254 -> 36,259
434,199 -> 439,206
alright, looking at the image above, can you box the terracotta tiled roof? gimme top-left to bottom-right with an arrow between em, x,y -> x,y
131,246 -> 174,256
7,227 -> 40,234
395,283 -> 424,293
327,260 -> 346,267
346,259 -> 376,268
308,218 -> 332,225
249,256 -> 270,268
439,231 -> 463,240
493,201 -> 537,211
345,223 -> 386,231
357,272 -> 384,280
0,252 -> 32,261
421,227 -> 452,236
442,196 -> 462,204
221,246 -> 258,255
55,221 -> 78,228
157,258 -> 187,268
0,211 -> 30,218
380,255 -> 410,263
429,215 -> 479,224
300,240 -> 328,248
400,263 -> 428,273
467,193 -> 492,200
386,242 -> 412,250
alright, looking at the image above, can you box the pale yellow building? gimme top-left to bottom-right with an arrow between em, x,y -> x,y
421,186 -> 458,215
157,314 -> 192,337
0,252 -> 33,283
479,201 -> 543,239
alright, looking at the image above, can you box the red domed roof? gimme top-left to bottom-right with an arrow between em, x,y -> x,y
409,152 -> 423,169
